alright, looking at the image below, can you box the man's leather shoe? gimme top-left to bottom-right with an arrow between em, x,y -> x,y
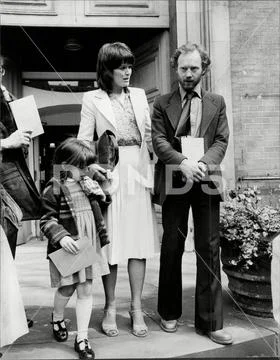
160,318 -> 178,333
196,328 -> 233,345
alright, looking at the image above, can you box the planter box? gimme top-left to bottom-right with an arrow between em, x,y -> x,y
222,265 -> 272,318
221,244 -> 272,318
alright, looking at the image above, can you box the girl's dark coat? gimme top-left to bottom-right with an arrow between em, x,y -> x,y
40,177 -> 110,257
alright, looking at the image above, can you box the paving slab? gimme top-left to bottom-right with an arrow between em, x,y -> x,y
1,239 -> 279,359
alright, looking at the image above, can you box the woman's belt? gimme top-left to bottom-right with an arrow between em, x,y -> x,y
117,138 -> 141,147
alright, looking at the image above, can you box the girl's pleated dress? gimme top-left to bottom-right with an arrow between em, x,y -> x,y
103,92 -> 159,265
49,180 -> 109,287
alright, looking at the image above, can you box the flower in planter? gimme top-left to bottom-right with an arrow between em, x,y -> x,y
220,187 -> 280,270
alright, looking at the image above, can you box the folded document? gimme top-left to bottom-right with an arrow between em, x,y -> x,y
49,240 -> 101,277
9,95 -> 44,138
181,136 -> 204,161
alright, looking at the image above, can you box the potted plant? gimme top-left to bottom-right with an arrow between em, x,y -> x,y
220,187 -> 280,317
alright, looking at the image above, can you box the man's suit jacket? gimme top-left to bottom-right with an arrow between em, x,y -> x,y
0,88 -> 41,220
78,87 -> 154,190
152,87 -> 229,205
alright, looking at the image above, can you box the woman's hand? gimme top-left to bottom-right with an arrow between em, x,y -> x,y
88,163 -> 107,182
1,130 -> 32,149
79,176 -> 106,201
59,236 -> 79,255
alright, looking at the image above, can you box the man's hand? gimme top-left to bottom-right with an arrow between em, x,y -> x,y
179,159 -> 205,183
0,130 -> 32,149
198,161 -> 207,174
87,163 -> 107,182
59,236 -> 80,255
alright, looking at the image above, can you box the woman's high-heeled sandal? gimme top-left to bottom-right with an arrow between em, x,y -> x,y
101,308 -> 119,337
51,314 -> 68,342
129,309 -> 148,337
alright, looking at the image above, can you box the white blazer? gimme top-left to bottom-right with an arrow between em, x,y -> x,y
78,87 -> 154,190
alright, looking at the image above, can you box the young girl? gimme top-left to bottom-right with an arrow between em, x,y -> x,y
40,138 -> 110,360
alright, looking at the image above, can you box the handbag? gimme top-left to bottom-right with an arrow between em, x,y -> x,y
96,130 -> 119,170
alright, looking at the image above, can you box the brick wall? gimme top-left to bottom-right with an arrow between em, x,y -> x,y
229,0 -> 280,205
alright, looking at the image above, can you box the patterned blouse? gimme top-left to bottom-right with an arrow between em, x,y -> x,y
109,91 -> 142,147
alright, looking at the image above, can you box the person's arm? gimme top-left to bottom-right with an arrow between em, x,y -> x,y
78,176 -> 110,247
77,92 -> 96,148
0,130 -> 32,150
40,182 -> 71,248
142,90 -> 153,153
199,96 -> 229,166
78,93 -> 107,181
152,97 -> 186,165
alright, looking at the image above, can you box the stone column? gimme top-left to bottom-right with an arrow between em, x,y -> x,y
209,0 -> 236,190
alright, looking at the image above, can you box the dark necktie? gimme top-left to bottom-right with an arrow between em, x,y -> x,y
175,92 -> 195,138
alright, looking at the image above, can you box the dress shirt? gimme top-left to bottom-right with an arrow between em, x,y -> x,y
179,83 -> 202,137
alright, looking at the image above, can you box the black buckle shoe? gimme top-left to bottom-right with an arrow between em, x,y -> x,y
74,337 -> 95,360
50,314 -> 68,342
27,318 -> 33,328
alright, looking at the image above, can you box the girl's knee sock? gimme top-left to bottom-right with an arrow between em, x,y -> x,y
76,296 -> 93,342
53,289 -> 71,322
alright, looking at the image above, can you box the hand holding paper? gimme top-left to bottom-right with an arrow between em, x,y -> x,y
181,136 -> 204,162
9,95 -> 44,138
179,136 -> 206,182
60,236 -> 80,255
49,238 -> 101,277
1,129 -> 32,149
179,159 -> 205,183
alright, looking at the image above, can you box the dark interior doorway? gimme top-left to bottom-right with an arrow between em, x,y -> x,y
39,125 -> 79,189
1,26 -> 163,72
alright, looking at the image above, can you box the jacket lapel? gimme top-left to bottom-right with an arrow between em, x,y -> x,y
92,89 -> 116,130
199,90 -> 218,137
165,89 -> 182,130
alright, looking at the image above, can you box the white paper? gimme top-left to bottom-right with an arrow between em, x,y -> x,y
9,95 -> 44,138
48,239 -> 101,277
181,136 -> 204,161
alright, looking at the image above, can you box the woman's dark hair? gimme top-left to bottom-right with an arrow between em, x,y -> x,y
96,42 -> 135,92
171,42 -> 211,73
53,138 -> 96,180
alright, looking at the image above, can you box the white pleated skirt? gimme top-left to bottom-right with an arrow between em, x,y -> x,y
104,146 -> 159,265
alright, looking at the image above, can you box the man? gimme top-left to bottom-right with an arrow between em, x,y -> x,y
152,43 -> 232,345
0,55 -> 41,257
0,55 -> 41,327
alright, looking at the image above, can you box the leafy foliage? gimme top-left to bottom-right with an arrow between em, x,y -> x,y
220,187 -> 280,269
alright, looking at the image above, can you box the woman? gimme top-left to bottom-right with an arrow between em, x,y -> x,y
0,185 -> 28,349
78,42 -> 158,337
